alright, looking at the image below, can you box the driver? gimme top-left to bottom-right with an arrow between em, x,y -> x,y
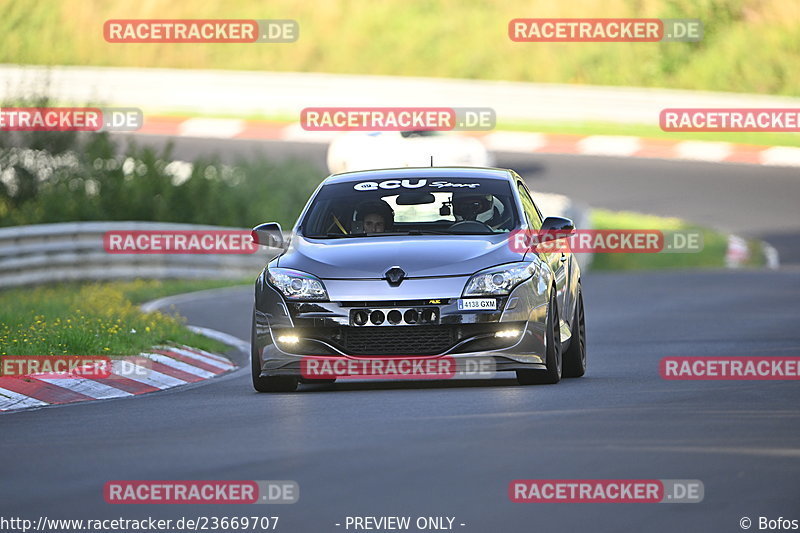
355,200 -> 394,233
453,194 -> 495,222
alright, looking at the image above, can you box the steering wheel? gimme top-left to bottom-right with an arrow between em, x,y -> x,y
489,212 -> 514,231
447,220 -> 494,234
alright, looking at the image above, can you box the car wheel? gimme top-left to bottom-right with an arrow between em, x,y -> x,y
251,311 -> 298,393
562,286 -> 587,378
516,289 -> 562,385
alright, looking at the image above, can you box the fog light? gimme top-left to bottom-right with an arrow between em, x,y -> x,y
353,310 -> 369,326
277,334 -> 300,344
370,310 -> 385,325
421,308 -> 437,323
387,310 -> 402,325
495,329 -> 520,338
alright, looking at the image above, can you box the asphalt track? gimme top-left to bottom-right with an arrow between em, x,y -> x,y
1,138 -> 799,532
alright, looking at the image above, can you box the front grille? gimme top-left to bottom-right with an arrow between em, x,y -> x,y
343,325 -> 455,355
277,323 -> 519,356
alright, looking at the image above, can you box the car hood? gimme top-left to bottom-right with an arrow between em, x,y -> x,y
278,234 -> 523,279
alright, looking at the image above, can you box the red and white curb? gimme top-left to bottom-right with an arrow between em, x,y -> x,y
131,117 -> 800,168
0,345 -> 236,413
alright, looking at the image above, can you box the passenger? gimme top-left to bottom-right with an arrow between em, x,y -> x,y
355,201 -> 395,233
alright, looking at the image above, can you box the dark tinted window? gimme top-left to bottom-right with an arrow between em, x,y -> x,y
302,177 -> 521,237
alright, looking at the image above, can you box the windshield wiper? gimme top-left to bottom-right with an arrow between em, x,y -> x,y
404,229 -> 454,235
304,233 -> 362,239
400,229 -> 503,235
324,231 -> 452,237
308,230 -> 497,238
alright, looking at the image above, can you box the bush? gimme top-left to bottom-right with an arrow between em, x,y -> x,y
0,124 -> 321,229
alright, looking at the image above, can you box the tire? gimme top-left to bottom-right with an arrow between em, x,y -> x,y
251,311 -> 298,393
562,286 -> 587,378
516,289 -> 562,385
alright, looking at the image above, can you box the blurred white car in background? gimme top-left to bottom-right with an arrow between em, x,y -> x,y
326,130 -> 494,174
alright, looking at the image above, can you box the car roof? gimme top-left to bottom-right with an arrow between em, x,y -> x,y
324,166 -> 515,184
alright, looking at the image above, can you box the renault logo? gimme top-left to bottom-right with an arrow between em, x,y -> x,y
384,266 -> 406,286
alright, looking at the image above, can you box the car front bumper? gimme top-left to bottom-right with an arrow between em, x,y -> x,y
254,270 -> 553,378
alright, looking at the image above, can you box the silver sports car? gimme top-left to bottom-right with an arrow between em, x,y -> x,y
251,167 -> 586,392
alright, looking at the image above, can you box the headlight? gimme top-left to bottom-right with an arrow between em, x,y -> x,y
462,263 -> 539,296
267,268 -> 329,300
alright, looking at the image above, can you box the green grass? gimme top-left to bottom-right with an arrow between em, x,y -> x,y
121,278 -> 251,305
1,0 -> 799,96
589,208 -> 765,270
0,279 -> 247,357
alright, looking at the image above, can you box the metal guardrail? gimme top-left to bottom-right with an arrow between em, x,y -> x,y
0,222 -> 275,288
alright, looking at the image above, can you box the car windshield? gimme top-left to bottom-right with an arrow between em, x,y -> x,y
301,177 -> 520,238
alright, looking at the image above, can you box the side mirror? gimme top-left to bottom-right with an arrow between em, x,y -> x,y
251,222 -> 284,249
539,216 -> 575,242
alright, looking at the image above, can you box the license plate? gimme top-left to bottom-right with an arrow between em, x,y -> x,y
458,298 -> 497,310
